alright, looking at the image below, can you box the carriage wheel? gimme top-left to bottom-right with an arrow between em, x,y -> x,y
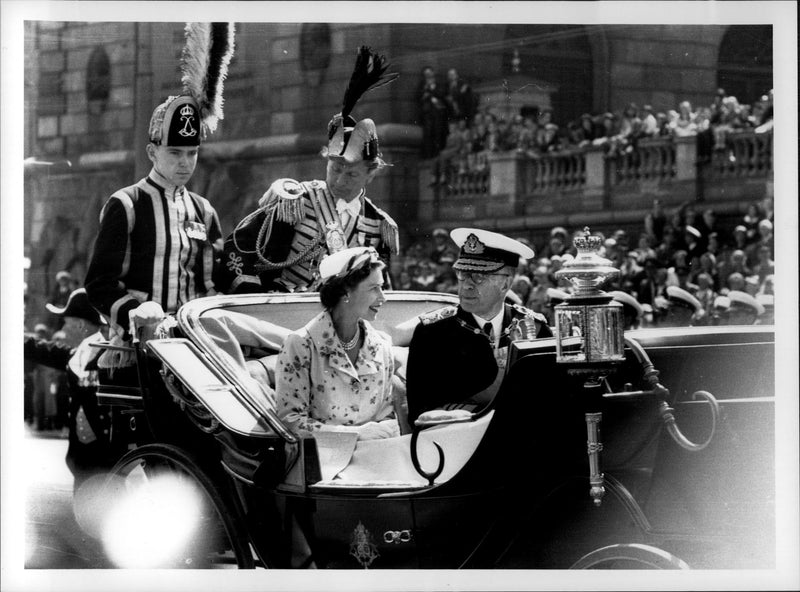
569,543 -> 690,569
98,443 -> 255,568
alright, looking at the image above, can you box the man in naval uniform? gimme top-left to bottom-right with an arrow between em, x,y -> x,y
662,285 -> 706,327
215,46 -> 400,294
405,228 -> 553,424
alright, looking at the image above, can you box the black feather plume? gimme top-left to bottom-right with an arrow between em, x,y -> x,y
203,23 -> 235,131
340,46 -> 399,119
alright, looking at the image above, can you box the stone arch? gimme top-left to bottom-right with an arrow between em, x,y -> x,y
502,25 -> 594,123
86,45 -> 111,115
717,25 -> 772,105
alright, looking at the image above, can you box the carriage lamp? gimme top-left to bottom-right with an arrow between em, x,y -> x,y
554,227 -> 625,507
553,227 -> 625,381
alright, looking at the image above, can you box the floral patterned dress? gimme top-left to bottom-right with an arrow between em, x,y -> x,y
275,311 -> 396,433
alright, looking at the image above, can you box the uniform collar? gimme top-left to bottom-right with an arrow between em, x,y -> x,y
472,309 -> 504,338
335,192 -> 365,218
148,168 -> 185,196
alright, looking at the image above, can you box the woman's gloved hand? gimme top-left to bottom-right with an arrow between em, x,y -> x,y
355,419 -> 400,441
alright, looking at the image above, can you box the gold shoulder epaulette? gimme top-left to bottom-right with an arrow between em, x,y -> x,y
363,196 -> 399,254
258,178 -> 306,225
512,303 -> 548,324
419,306 -> 457,325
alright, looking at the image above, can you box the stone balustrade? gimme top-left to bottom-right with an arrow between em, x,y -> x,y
418,130 -> 773,235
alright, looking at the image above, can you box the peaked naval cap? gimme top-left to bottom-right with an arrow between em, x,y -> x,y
666,285 -> 703,312
450,228 -> 534,273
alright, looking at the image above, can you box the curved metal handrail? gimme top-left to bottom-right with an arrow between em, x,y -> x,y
619,336 -> 720,451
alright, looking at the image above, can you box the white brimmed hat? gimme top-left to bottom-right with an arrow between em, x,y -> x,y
609,290 -> 644,319
451,228 -> 535,273
666,285 -> 703,312
728,290 -> 765,315
318,246 -> 380,280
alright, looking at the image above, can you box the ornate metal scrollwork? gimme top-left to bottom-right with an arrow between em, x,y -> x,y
383,529 -> 413,544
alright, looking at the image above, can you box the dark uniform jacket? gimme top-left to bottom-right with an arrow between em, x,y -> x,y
405,303 -> 552,424
85,169 -> 223,333
24,335 -> 128,489
215,179 -> 398,294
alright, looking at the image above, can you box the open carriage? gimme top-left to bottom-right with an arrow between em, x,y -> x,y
93,291 -> 775,570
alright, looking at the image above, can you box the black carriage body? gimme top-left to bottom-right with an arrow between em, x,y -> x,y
98,292 -> 776,570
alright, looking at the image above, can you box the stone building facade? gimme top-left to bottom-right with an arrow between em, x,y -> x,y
23,22 -> 773,326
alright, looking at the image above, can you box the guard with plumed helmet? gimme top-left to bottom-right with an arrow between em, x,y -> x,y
85,22 -> 233,368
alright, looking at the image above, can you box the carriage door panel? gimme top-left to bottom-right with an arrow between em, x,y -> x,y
307,495 -> 418,569
643,341 -> 775,568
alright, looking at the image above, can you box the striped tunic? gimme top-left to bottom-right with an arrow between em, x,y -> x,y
85,169 -> 223,333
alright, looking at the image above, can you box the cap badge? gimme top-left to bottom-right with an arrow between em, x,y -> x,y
463,233 -> 485,255
178,104 -> 198,138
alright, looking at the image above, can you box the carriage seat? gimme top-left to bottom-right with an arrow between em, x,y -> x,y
310,410 -> 494,490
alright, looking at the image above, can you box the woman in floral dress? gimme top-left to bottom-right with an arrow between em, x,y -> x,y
275,247 -> 399,440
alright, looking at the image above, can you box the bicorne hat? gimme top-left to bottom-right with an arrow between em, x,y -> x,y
45,288 -> 104,326
323,46 -> 398,167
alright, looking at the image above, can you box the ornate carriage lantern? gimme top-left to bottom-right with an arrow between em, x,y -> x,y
553,227 -> 625,507
553,227 -> 625,382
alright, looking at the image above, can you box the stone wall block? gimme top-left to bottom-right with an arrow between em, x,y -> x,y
270,62 -> 303,87
110,86 -> 135,108
66,48 -> 92,71
112,64 -> 136,87
37,116 -> 59,138
270,112 -> 294,135
60,113 -> 89,135
40,51 -> 66,73
279,86 -> 302,111
108,42 -> 136,64
610,63 -> 644,89
99,108 -> 135,132
37,137 -> 65,155
62,70 -> 86,93
66,91 -> 87,113
272,38 -> 300,62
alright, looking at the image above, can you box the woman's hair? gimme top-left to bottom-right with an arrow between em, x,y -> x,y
319,259 -> 386,310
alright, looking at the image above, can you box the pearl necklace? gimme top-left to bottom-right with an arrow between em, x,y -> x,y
339,326 -> 361,351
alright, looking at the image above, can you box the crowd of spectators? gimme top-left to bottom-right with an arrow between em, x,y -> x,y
24,269 -> 77,433
389,196 -> 776,328
417,64 -> 775,185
